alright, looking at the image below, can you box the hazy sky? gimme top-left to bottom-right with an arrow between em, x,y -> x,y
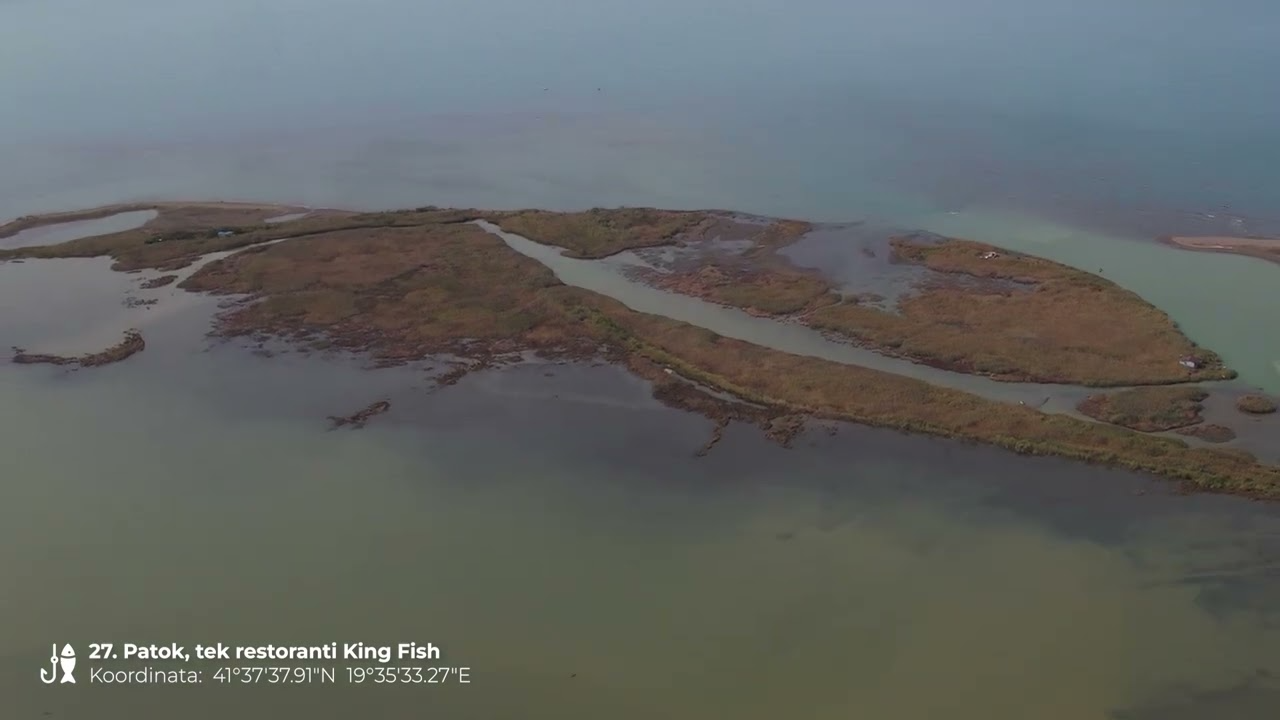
2,0 -> 1277,223
4,0 -> 1277,139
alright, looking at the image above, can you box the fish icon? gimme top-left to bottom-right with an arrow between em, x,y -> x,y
59,645 -> 76,683
40,644 -> 73,684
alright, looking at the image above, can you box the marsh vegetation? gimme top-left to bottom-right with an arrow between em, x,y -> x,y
8,203 -> 1279,499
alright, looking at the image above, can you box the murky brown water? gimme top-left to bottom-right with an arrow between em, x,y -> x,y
2,253 -> 1279,719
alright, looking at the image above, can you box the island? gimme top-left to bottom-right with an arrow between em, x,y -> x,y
1162,234 -> 1280,266
1238,395 -> 1279,415
620,222 -> 1234,386
3,202 -> 1280,500
1076,387 -> 1209,432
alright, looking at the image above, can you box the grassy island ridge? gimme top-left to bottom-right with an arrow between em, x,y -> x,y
5,203 -> 1280,500
1177,424 -> 1237,443
636,230 -> 1234,386
643,264 -> 836,316
0,203 -> 487,271
487,208 -> 703,259
487,209 -> 812,260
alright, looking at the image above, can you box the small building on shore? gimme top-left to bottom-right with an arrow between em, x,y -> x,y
1179,355 -> 1204,370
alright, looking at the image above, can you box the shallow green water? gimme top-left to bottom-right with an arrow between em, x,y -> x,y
5,357 -> 1280,719
2,266 -> 1279,718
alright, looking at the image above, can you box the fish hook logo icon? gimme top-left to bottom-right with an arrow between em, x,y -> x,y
40,644 -> 76,684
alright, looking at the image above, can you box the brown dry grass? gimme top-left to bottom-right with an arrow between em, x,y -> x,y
487,208 -> 705,258
646,265 -> 836,316
182,223 -> 590,362
1176,424 -> 1237,443
8,202 -> 1279,498
598,308 -> 1280,499
0,205 -> 483,271
803,237 -> 1233,386
195,224 -> 1262,498
1076,387 -> 1208,432
644,231 -> 1230,386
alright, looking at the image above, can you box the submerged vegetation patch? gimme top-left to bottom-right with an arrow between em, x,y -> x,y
11,329 -> 145,368
1237,394 -> 1278,415
328,400 -> 392,430
140,274 -> 178,289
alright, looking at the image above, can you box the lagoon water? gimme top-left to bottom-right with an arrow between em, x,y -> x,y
3,0 -> 1280,717
0,210 -> 156,250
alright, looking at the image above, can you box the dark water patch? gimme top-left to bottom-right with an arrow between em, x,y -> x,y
779,223 -> 931,307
